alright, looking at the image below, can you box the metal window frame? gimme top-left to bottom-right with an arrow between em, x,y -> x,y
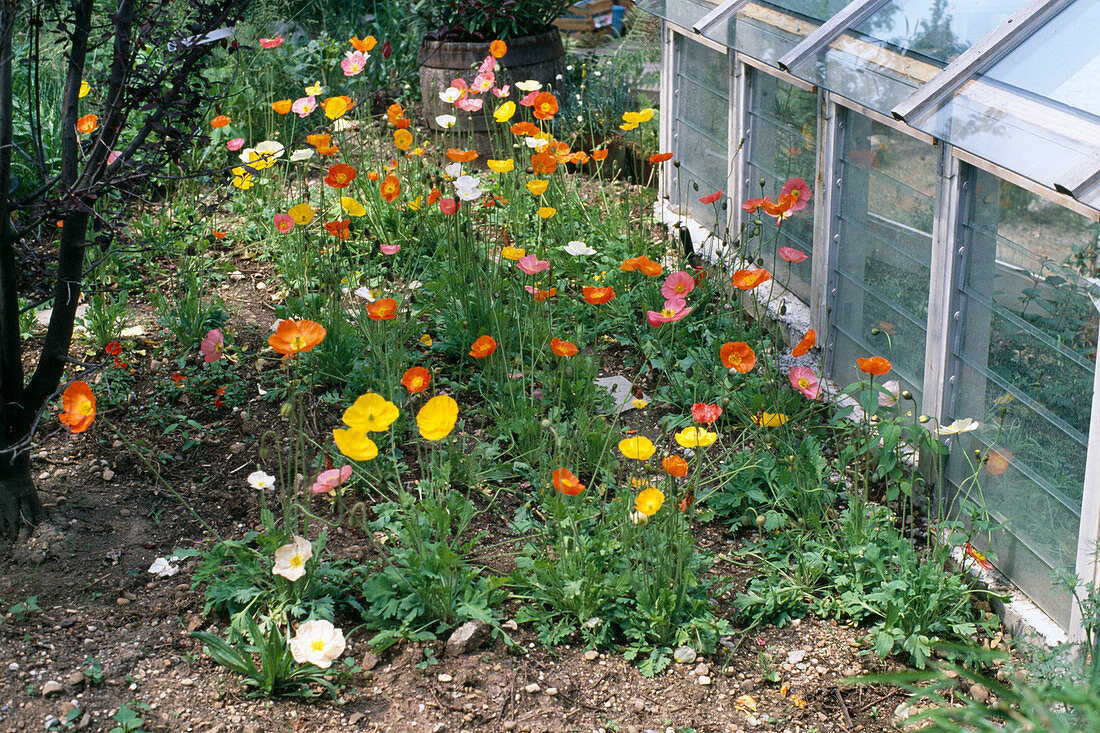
891,0 -> 1077,124
776,0 -> 889,72
1072,329 -> 1100,642
692,0 -> 754,36
924,146 -> 962,426
1055,154 -> 1100,204
810,90 -> 838,337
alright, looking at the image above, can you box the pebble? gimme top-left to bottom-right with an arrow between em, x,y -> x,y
115,598 -> 130,606
692,663 -> 710,677
348,712 -> 364,725
502,723 -> 516,731
66,671 -> 85,687
102,468 -> 115,481
545,687 -> 558,696
698,675 -> 712,686
524,683 -> 541,694
181,678 -> 194,687
583,651 -> 599,661
41,680 -> 64,696
786,650 -> 806,664
437,673 -> 453,683
969,683 -> 989,704
502,619 -> 518,631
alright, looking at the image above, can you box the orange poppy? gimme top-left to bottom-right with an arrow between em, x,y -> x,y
550,337 -> 578,357
306,133 -> 338,155
731,268 -> 771,289
393,129 -> 413,150
530,151 -> 557,175
763,194 -> 794,217
791,329 -> 816,357
510,121 -> 539,136
59,381 -> 96,433
531,92 -> 559,121
582,286 -> 615,305
720,342 -> 756,373
367,171 -> 379,181
76,114 -> 98,134
662,455 -> 688,478
469,335 -> 497,359
426,187 -> 441,204
591,149 -> 609,161
528,287 -> 557,302
386,103 -> 405,126
621,256 -> 663,277
856,356 -> 892,376
210,115 -> 231,128
351,35 -> 376,53
678,492 -> 696,512
366,298 -> 398,321
648,152 -> 673,164
324,163 -> 357,188
211,230 -> 227,240
552,468 -> 585,496
380,174 -> 401,202
489,40 -> 507,58
323,218 -> 351,239
271,99 -> 292,114
986,448 -> 1011,476
446,148 -> 478,163
401,366 -> 431,394
268,319 -> 326,356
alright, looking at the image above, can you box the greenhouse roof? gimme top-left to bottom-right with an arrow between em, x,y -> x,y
638,0 -> 1100,209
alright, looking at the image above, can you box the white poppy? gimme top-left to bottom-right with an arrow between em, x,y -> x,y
562,241 -> 596,256
443,162 -> 463,178
435,114 -> 457,129
272,536 -> 312,582
289,148 -> 314,162
439,87 -> 462,104
247,470 -> 276,491
515,80 -> 542,92
934,417 -> 979,437
289,619 -> 345,668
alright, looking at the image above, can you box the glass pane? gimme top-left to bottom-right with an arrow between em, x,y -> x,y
671,34 -> 731,231
635,0 -> 720,29
908,2 -> 1100,203
944,169 -> 1099,628
702,2 -> 823,64
760,0 -> 854,22
828,114 -> 937,402
745,70 -> 818,301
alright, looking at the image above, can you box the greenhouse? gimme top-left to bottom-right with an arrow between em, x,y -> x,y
637,0 -> 1100,638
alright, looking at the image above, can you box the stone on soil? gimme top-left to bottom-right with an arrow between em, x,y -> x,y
445,620 -> 490,657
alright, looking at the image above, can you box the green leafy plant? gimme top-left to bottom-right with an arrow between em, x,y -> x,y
414,0 -> 574,41
107,702 -> 152,733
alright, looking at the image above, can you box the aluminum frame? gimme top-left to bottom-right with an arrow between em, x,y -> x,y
1055,154 -> 1100,204
692,0 -> 754,36
776,0 -> 889,72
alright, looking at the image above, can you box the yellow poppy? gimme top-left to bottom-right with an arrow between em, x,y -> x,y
635,487 -> 664,516
341,197 -> 366,217
493,101 -> 516,122
537,207 -> 556,219
341,393 -> 399,433
79,81 -> 90,98
526,180 -> 548,196
487,159 -> 515,173
618,436 -> 655,461
675,426 -> 717,448
417,395 -> 458,441
333,429 -> 378,461
501,246 -> 526,260
752,412 -> 789,427
288,202 -> 315,225
230,167 -> 254,190
305,81 -> 324,95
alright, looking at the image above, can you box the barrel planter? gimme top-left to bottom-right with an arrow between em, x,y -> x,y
418,30 -> 566,135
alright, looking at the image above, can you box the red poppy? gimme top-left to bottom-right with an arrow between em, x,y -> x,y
104,341 -> 123,356
366,298 -> 398,321
691,403 -> 722,424
731,268 -> 771,289
531,92 -> 559,121
699,191 -> 723,205
662,455 -> 688,478
856,356 -> 892,376
550,337 -> 578,357
439,198 -> 459,215
582,286 -> 615,305
552,468 -> 585,496
324,163 -> 357,188
648,152 -> 673,164
323,219 -> 351,240
791,329 -> 816,357
469,335 -> 497,359
401,366 -> 431,394
720,342 -> 756,373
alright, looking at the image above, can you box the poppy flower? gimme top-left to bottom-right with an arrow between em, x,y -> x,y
525,286 -> 557,302
78,80 -> 90,98
288,202 -> 314,225
791,329 -> 816,357
648,152 -> 673,164
582,286 -> 615,305
59,381 -> 96,433
272,99 -> 293,114
341,50 -> 368,76
530,151 -> 557,175
292,96 -> 317,117
417,395 -> 459,441
526,180 -> 548,196
647,298 -> 692,327
490,39 -> 507,58
456,96 -> 483,112
662,455 -> 689,478
104,341 -> 122,356
487,159 -> 515,173
446,148 -> 478,163
763,194 -> 796,221
510,121 -> 539,136
321,95 -> 353,119
401,366 -> 431,394
552,468 -> 585,496
229,167 -> 254,190
342,392 -> 399,433
324,163 -> 357,188
618,436 -> 655,461
536,206 -> 556,219
268,319 -> 326,356
635,487 -> 664,517
501,246 -> 526,260
780,176 -> 812,211
531,92 -> 558,120
469,335 -> 497,359
778,246 -> 808,263
621,256 -> 663,276
720,342 -> 756,372
333,429 -> 378,461
731,268 -> 771,289
427,187 -> 442,204
742,197 -> 767,213
211,230 -> 227,240
591,149 -> 609,161
699,190 -> 723,205
675,427 -> 717,448
226,138 -> 245,151
691,403 -> 722,424
857,356 -> 891,376
351,35 -> 376,53
393,129 -> 413,150
439,198 -> 459,215
550,337 -> 578,357
200,329 -> 225,363
311,465 -> 353,494
661,271 -> 695,300
986,448 -> 1011,476
210,115 -> 231,128
380,174 -> 401,202
366,298 -> 398,321
323,219 -> 351,240
517,255 -> 550,275
380,243 -> 400,254
964,542 -> 994,571
789,366 -> 821,400
752,412 -> 789,427
341,197 -> 366,217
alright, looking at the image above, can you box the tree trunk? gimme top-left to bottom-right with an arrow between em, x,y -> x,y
0,453 -> 42,545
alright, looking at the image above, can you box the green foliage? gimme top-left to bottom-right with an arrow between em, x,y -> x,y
107,702 -> 152,733
4,595 -> 39,623
414,0 -> 574,41
151,267 -> 228,351
78,291 -> 130,349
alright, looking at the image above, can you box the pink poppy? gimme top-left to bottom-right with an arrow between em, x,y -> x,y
780,177 -> 812,212
699,190 -> 723,205
341,51 -> 368,77
107,151 -> 121,165
439,198 -> 459,215
661,271 -> 695,300
450,78 -> 469,92
456,97 -> 483,112
691,403 -> 722,423
519,90 -> 538,107
471,72 -> 495,93
226,138 -> 245,151
259,35 -> 283,49
517,254 -> 550,275
380,243 -> 401,255
778,247 -> 808,263
311,465 -> 353,494
199,329 -> 224,363
789,366 -> 821,400
491,85 -> 511,97
647,297 -> 693,327
273,213 -> 294,233
291,96 -> 317,117
478,55 -> 496,75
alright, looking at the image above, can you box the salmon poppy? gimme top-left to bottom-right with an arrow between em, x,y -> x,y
621,256 -> 663,277
259,35 -> 283,48
268,319 -> 326,356
986,448 -> 1011,476
446,148 -> 478,163
550,337 -> 578,357
490,40 -> 507,58
531,92 -> 558,121
699,190 -> 723,205
662,455 -> 688,478
789,366 -> 821,400
791,329 -> 816,357
324,163 -> 356,188
857,356 -> 892,376
440,198 -> 459,215
552,468 -> 585,496
591,149 -> 609,161
401,366 -> 431,394
380,174 -> 401,202
780,177 -> 813,211
742,197 -> 767,213
469,335 -> 497,358
323,219 -> 351,240
691,403 -> 722,424
366,298 -> 398,321
210,115 -> 231,128
582,286 -> 615,305
720,342 -> 756,373
272,99 -> 293,114
59,381 -> 96,433
731,268 -> 771,289
779,246 -> 809,263
648,152 -> 673,164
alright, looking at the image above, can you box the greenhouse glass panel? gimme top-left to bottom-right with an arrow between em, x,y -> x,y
745,70 -> 817,301
943,169 -> 1100,628
796,0 -> 1018,114
670,33 -> 730,231
700,2 -> 832,64
827,113 -> 937,402
635,0 -> 718,29
907,1 -> 1100,208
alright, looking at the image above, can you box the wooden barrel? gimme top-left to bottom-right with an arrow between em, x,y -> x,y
418,30 -> 565,134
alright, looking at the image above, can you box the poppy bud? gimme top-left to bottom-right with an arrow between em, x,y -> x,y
918,414 -> 930,423
280,401 -> 294,418
779,303 -> 786,316
259,444 -> 272,461
526,167 -> 535,175
540,418 -> 551,428
755,514 -> 766,527
870,327 -> 881,335
902,390 -> 913,401
673,160 -> 680,168
382,40 -> 392,58
691,181 -> 699,191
